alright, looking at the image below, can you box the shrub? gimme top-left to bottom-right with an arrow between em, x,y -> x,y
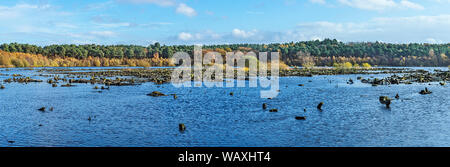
11,58 -> 24,67
93,58 -> 101,67
362,63 -> 372,68
333,62 -> 353,69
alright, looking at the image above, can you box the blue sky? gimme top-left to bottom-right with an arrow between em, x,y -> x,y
0,0 -> 449,45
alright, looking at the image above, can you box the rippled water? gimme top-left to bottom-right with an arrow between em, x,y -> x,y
0,67 -> 449,147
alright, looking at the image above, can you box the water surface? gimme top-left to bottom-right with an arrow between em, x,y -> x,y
0,67 -> 449,147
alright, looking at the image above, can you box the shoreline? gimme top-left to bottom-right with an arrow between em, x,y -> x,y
2,67 -> 448,86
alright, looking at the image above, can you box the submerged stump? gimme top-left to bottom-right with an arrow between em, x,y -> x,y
419,87 -> 432,95
60,83 -> 74,87
295,116 -> 306,120
38,107 -> 46,112
179,124 -> 186,131
317,102 -> 324,110
379,96 -> 392,108
147,91 -> 167,97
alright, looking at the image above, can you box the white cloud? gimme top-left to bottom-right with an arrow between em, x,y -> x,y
91,15 -> 133,28
54,23 -> 78,29
0,3 -> 72,35
338,0 -> 396,10
96,22 -> 132,28
425,38 -> 444,44
138,22 -> 173,29
176,3 -> 197,17
91,14 -> 173,29
171,15 -> 450,44
65,31 -> 120,43
86,1 -> 115,10
0,3 -> 53,18
429,0 -> 450,3
232,29 -> 258,38
372,15 -> 450,25
204,31 -> 222,39
400,0 -> 425,10
178,31 -> 221,41
338,0 -> 424,10
178,32 -> 194,40
310,0 -> 326,4
90,31 -> 117,38
117,0 -> 196,17
293,15 -> 450,43
14,3 -> 51,10
116,0 -> 175,6
310,36 -> 323,41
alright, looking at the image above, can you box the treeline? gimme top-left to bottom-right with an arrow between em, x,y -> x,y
1,39 -> 449,67
0,42 -> 184,60
203,39 -> 450,67
0,50 -> 173,68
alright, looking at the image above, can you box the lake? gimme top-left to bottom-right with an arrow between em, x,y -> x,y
0,67 -> 449,147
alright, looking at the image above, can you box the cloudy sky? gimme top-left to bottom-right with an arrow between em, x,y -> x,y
0,0 -> 449,45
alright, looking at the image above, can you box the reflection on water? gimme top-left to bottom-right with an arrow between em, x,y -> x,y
0,67 -> 449,147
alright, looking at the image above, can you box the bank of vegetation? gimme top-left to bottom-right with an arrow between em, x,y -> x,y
0,39 -> 449,68
0,50 -> 173,68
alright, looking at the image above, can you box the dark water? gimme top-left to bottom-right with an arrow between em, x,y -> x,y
0,67 -> 449,147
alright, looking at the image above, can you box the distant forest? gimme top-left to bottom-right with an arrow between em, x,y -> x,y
1,39 -> 449,67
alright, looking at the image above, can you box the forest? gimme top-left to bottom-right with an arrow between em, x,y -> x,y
0,39 -> 449,67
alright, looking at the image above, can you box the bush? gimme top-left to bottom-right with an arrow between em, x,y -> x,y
0,54 -> 11,66
11,58 -> 24,67
136,59 -> 151,67
93,59 -> 101,67
333,62 -> 353,69
362,63 -> 372,68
